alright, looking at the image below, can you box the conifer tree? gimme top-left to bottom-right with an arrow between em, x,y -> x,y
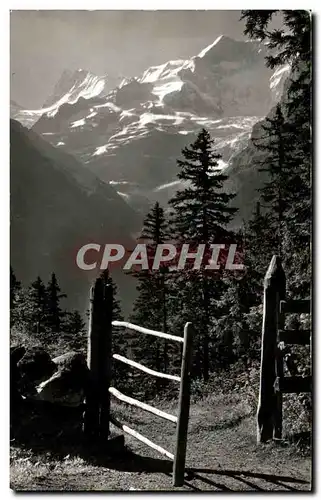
10,267 -> 21,326
10,267 -> 21,309
45,273 -> 66,337
27,276 -> 47,336
215,200 -> 284,367
170,129 -> 237,242
130,202 -> 170,376
169,128 -> 237,380
245,202 -> 278,277
283,67 -> 311,297
241,10 -> 311,247
242,10 -> 311,298
63,310 -> 86,351
251,104 -> 295,257
241,11 -> 311,71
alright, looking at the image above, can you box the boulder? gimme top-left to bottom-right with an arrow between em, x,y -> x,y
10,345 -> 26,407
10,345 -> 26,364
17,346 -> 57,397
11,348 -> 90,441
36,351 -> 90,407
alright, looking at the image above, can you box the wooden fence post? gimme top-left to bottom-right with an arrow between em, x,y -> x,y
274,286 -> 285,439
83,278 -> 113,440
83,282 -> 100,438
257,255 -> 286,443
173,322 -> 194,487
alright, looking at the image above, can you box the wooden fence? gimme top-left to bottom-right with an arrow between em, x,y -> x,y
83,277 -> 194,487
257,255 -> 311,443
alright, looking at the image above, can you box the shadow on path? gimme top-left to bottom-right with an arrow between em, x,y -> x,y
184,467 -> 310,491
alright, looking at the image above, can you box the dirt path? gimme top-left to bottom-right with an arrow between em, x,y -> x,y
10,394 -> 311,491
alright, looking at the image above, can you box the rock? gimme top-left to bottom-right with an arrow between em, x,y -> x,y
10,345 -> 26,364
17,346 -> 57,397
10,345 -> 26,407
36,351 -> 90,407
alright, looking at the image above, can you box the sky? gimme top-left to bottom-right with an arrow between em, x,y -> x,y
10,10 -> 247,108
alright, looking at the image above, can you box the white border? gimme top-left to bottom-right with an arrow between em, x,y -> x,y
2,4 -> 319,499
4,1 -> 321,9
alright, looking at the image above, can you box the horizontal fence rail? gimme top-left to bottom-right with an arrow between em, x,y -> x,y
112,320 -> 184,343
110,415 -> 174,460
280,299 -> 311,314
85,279 -> 194,488
113,353 -> 181,382
278,330 -> 311,346
109,387 -> 178,423
278,376 -> 312,394
112,320 -> 194,486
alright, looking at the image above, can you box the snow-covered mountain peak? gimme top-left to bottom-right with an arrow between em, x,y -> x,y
136,59 -> 190,105
13,36 -> 281,129
195,34 -> 264,64
12,69 -> 125,127
197,35 -> 225,58
43,68 -> 110,108
13,35 -> 291,212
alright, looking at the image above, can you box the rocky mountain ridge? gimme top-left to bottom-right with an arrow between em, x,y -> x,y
12,36 -> 290,214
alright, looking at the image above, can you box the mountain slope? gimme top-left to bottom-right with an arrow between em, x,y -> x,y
10,119 -> 139,313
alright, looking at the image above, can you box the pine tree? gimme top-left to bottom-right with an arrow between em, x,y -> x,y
241,11 -> 311,70
63,310 -> 87,351
240,11 -> 311,173
45,273 -> 66,337
242,10 -> 311,298
169,128 -> 238,380
27,276 -> 48,336
251,104 -> 295,257
283,64 -> 311,297
170,129 -> 237,241
214,220 -> 262,368
284,80 -> 311,298
10,267 -> 21,309
215,199 -> 286,368
130,202 -> 170,378
216,275 -> 247,367
140,201 -> 168,247
10,267 -> 21,326
245,202 -> 278,277
241,10 -> 311,244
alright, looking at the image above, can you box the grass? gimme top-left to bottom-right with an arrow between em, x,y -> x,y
10,368 -> 312,491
